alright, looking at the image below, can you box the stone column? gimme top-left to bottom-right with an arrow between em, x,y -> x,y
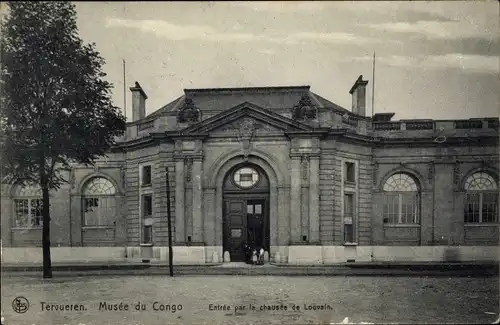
309,156 -> 320,243
192,157 -> 204,243
290,156 -> 302,243
175,159 -> 185,243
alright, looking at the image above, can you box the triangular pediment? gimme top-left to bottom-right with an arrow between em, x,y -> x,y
180,102 -> 313,135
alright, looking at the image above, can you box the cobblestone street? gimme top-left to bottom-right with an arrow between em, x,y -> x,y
1,275 -> 498,325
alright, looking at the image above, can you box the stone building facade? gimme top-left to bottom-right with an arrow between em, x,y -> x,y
1,76 -> 499,264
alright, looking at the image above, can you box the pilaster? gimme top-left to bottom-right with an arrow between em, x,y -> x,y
174,159 -> 185,243
192,157 -> 204,243
309,156 -> 320,243
290,156 -> 302,243
203,187 -> 216,246
277,186 -> 290,246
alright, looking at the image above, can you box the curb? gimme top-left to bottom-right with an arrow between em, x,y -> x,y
1,263 -> 498,277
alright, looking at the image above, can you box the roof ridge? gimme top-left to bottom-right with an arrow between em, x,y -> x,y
184,86 -> 310,93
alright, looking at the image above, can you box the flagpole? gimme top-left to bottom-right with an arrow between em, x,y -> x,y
123,59 -> 127,121
371,51 -> 375,119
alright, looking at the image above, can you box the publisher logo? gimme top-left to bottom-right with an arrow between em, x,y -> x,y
12,296 -> 29,314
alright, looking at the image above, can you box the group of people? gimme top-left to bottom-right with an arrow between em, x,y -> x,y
244,243 -> 265,265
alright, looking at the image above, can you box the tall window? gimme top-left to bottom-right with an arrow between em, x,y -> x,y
383,173 -> 420,224
82,177 -> 117,226
13,183 -> 43,227
464,172 -> 498,223
344,193 -> 355,242
141,165 -> 152,187
345,162 -> 355,183
142,194 -> 153,243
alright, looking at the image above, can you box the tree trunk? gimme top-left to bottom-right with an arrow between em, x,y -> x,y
42,183 -> 52,278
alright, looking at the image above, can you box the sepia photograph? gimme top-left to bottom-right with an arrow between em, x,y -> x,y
0,1 -> 499,324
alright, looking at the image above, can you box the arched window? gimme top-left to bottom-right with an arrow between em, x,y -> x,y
12,183 -> 43,227
382,173 -> 420,224
82,177 -> 117,226
464,172 -> 498,223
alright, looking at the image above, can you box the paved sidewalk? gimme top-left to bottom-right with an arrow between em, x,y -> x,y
1,261 -> 498,277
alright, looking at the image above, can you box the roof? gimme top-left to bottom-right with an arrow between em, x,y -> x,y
147,86 -> 349,118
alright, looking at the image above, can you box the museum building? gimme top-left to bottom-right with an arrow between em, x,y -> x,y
1,75 -> 499,265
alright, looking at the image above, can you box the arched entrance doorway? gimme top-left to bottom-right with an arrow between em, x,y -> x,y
222,163 -> 270,262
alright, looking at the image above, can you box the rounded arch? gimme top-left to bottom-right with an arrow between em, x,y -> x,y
82,177 -> 116,195
461,167 -> 499,191
10,182 -> 42,198
380,169 -> 421,225
379,167 -> 424,192
77,172 -> 123,196
383,173 -> 419,192
205,148 -> 284,189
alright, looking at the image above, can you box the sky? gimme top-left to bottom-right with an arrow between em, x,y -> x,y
71,2 -> 500,120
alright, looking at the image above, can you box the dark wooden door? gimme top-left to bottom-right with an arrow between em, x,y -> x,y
224,197 -> 269,261
223,199 -> 247,261
246,199 -> 266,249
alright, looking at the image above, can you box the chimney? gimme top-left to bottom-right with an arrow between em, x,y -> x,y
130,81 -> 148,121
349,75 -> 368,116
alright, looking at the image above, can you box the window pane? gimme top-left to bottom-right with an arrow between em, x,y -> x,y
31,199 -> 43,226
401,194 -> 418,224
383,194 -> 399,224
84,197 -> 116,226
142,166 -> 152,185
14,199 -> 29,227
344,194 -> 354,216
234,167 -> 259,188
345,163 -> 355,183
344,224 -> 354,242
464,172 -> 497,191
99,197 -> 116,225
15,184 -> 42,197
255,204 -> 262,214
482,192 -> 498,223
247,204 -> 253,214
83,177 -> 116,195
464,193 -> 480,223
240,174 -> 253,182
143,195 -> 153,217
143,225 -> 153,243
383,173 -> 418,192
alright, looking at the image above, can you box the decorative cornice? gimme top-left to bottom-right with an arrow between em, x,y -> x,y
110,125 -> 498,152
167,133 -> 209,140
289,151 -> 320,159
285,129 -> 330,138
